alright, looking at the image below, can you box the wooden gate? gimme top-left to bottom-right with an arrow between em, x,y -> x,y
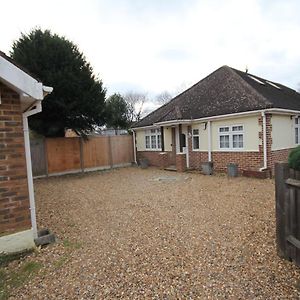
275,162 -> 300,266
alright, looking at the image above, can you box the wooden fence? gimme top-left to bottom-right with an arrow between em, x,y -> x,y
30,135 -> 134,177
275,162 -> 300,266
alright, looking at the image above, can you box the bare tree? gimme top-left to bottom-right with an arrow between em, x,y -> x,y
155,91 -> 173,105
124,92 -> 148,123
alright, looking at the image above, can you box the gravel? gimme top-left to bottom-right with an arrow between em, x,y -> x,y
7,167 -> 300,299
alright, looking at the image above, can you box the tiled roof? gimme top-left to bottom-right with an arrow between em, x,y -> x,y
133,66 -> 300,128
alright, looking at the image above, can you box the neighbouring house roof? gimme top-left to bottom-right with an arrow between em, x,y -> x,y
133,66 -> 300,128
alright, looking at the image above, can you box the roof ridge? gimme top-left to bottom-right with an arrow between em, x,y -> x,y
227,67 -> 273,108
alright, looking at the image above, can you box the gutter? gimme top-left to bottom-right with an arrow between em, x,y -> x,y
132,108 -> 300,130
22,86 -> 53,239
259,111 -> 268,171
132,130 -> 137,164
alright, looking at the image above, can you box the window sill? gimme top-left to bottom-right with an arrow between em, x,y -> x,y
218,148 -> 245,152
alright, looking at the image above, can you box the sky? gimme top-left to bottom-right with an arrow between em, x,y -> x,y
1,0 -> 300,112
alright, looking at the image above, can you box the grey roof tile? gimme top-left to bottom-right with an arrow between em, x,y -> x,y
133,66 -> 300,128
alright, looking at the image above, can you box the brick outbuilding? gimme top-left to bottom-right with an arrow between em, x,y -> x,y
0,51 -> 52,253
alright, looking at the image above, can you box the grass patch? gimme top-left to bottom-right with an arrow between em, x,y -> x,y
0,261 -> 42,300
63,239 -> 82,249
0,250 -> 33,268
54,255 -> 69,269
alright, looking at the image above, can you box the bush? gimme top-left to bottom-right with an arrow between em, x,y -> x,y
288,146 -> 300,170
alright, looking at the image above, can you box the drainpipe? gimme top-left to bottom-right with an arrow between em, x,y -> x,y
208,121 -> 212,162
22,101 -> 42,239
132,130 -> 137,164
259,111 -> 267,171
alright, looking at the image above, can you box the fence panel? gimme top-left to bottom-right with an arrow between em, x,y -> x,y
82,137 -> 111,169
30,138 -> 47,177
110,135 -> 134,166
275,162 -> 300,267
31,135 -> 134,177
46,137 -> 81,174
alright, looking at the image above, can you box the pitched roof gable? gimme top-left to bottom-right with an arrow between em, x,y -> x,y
133,66 -> 300,128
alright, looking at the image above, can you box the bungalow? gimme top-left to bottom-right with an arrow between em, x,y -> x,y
132,66 -> 300,176
0,51 -> 52,253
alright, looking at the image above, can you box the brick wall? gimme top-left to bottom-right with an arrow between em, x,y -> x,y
176,153 -> 186,172
270,148 -> 293,174
0,83 -> 31,235
137,151 -> 173,167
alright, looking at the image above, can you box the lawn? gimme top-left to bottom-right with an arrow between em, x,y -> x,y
2,167 -> 300,299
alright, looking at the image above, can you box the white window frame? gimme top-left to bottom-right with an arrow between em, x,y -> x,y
192,128 -> 200,151
145,128 -> 161,151
295,116 -> 300,145
218,124 -> 244,151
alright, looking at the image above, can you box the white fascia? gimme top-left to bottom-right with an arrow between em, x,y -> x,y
133,108 -> 300,130
0,55 -> 44,100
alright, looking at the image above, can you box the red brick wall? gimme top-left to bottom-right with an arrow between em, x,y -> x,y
0,83 -> 31,235
176,154 -> 186,172
210,151 -> 262,171
188,150 -> 261,172
137,151 -> 173,167
270,148 -> 293,174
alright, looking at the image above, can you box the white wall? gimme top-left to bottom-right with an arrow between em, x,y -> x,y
272,115 -> 294,150
135,129 -> 146,151
191,122 -> 208,151
191,115 -> 261,152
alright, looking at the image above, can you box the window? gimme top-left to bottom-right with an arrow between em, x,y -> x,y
145,136 -> 150,149
145,128 -> 161,150
295,117 -> 300,144
248,75 -> 265,85
219,125 -> 244,150
192,128 -> 200,150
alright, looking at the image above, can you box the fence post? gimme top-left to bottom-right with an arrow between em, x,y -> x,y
80,137 -> 84,173
108,136 -> 113,169
275,162 -> 289,259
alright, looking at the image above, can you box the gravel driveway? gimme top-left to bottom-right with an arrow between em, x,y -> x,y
8,167 -> 300,299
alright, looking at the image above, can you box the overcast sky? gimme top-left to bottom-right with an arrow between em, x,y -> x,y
1,0 -> 300,103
